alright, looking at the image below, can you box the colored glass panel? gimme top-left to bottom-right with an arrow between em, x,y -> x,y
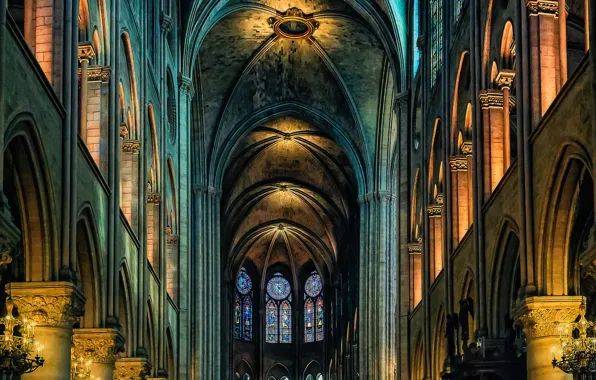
305,272 -> 322,297
267,274 -> 291,300
234,294 -> 241,339
305,298 -> 314,342
316,296 -> 324,341
317,374 -> 323,380
266,300 -> 278,343
243,296 -> 252,341
236,268 -> 253,295
280,300 -> 292,343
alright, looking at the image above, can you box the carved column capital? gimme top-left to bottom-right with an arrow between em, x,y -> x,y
115,357 -> 151,380
78,42 -> 96,63
407,242 -> 422,254
449,155 -> 468,171
72,328 -> 125,365
147,192 -> 161,204
122,139 -> 141,154
526,0 -> 559,16
478,90 -> 504,109
427,204 -> 442,217
120,124 -> 129,139
178,74 -> 194,98
496,69 -> 516,89
460,141 -> 473,155
87,66 -> 112,83
166,233 -> 179,245
160,12 -> 173,33
513,296 -> 584,339
8,281 -> 85,327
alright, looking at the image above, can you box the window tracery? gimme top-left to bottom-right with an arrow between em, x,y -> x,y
266,273 -> 292,344
234,268 -> 253,341
304,271 -> 324,342
430,0 -> 443,84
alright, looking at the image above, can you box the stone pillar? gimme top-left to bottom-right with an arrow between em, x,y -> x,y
496,69 -> 516,173
357,191 -> 397,380
9,281 -> 85,380
478,90 -> 505,199
427,201 -> 443,280
72,328 -> 125,380
513,296 -> 583,380
84,66 -> 111,174
115,357 -> 151,380
449,156 -> 470,244
77,43 -> 96,142
121,139 -> 141,229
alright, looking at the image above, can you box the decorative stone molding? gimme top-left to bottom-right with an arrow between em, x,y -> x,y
192,185 -> 222,197
166,234 -> 179,245
357,191 -> 395,204
513,296 -> 584,340
526,0 -> 559,15
115,357 -> 151,380
460,141 -> 473,155
449,155 -> 468,171
427,204 -> 442,217
435,193 -> 444,205
72,328 -> 125,365
407,242 -> 422,254
160,12 -> 172,33
9,281 -> 85,327
478,90 -> 504,109
496,69 -> 516,89
78,42 -> 96,63
122,140 -> 141,154
268,7 -> 319,39
147,192 -> 161,204
178,74 -> 194,97
120,124 -> 129,139
87,66 -> 111,83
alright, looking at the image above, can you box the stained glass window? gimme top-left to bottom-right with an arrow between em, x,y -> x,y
430,0 -> 443,85
235,268 -> 253,341
304,271 -> 324,342
317,374 -> 323,380
266,273 -> 292,344
306,376 -> 314,380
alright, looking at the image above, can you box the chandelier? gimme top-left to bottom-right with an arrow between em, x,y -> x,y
0,296 -> 44,375
71,348 -> 101,380
551,300 -> 596,374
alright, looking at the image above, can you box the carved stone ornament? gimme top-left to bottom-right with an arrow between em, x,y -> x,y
72,328 -> 125,365
122,140 -> 141,154
87,66 -> 111,83
513,296 -> 584,340
268,7 -> 319,39
120,124 -> 129,139
147,192 -> 161,204
8,281 -> 85,327
526,0 -> 559,15
449,156 -> 468,171
460,141 -> 473,155
166,234 -> 179,245
478,90 -> 504,109
178,74 -> 194,97
435,193 -> 444,205
78,42 -> 96,63
408,242 -> 422,254
427,204 -> 442,217
160,12 -> 172,33
115,357 -> 151,380
496,69 -> 516,89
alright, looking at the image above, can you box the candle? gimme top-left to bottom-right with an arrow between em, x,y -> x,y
552,346 -> 556,360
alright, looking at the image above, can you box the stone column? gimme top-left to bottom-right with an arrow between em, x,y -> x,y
496,69 -> 516,173
72,328 -> 125,380
478,90 -> 505,199
357,191 -> 397,380
114,357 -> 151,380
77,43 -> 96,143
513,296 -> 583,380
9,281 -> 85,380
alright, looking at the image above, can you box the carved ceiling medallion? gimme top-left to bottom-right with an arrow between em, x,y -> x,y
268,8 -> 319,40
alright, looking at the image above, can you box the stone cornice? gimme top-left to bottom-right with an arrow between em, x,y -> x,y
9,281 -> 85,327
407,242 -> 422,254
357,191 -> 395,204
478,90 -> 504,109
427,204 -> 442,217
72,328 -> 125,365
87,66 -> 111,83
115,357 -> 151,380
147,192 -> 161,204
526,0 -> 559,15
449,155 -> 468,171
122,139 -> 141,154
513,296 -> 584,339
78,42 -> 96,62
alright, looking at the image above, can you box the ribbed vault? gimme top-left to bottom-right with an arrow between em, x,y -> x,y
223,116 -> 357,278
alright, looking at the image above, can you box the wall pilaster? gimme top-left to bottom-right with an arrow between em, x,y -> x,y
72,328 -> 125,379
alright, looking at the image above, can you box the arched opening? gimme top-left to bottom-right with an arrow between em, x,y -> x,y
75,213 -> 101,328
428,119 -> 444,280
118,263 -> 134,357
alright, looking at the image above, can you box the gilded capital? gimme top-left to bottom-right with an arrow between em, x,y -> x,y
526,0 -> 559,16
460,141 -> 473,155
449,155 -> 468,171
427,204 -> 442,217
115,357 -> 151,380
407,242 -> 422,254
496,69 -> 516,89
513,296 -> 584,340
87,66 -> 112,83
120,124 -> 129,139
72,328 -> 125,365
148,192 -> 161,204
478,90 -> 504,109
78,42 -> 97,63
122,139 -> 141,154
8,281 -> 85,327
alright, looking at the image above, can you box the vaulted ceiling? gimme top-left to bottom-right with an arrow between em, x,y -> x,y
222,117 -> 357,282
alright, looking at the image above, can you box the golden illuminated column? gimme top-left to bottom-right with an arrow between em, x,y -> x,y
166,230 -> 179,302
9,281 -> 85,380
115,357 -> 151,380
514,296 -> 583,380
449,155 -> 470,245
121,139 -> 141,229
147,191 -> 161,271
72,328 -> 125,379
496,70 -> 516,172
408,242 -> 423,309
478,90 -> 505,199
526,0 -> 563,125
78,43 -> 96,143
427,199 -> 443,280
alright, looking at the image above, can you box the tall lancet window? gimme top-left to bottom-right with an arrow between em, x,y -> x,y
266,272 -> 292,344
235,268 -> 253,341
430,0 -> 443,85
304,271 -> 324,342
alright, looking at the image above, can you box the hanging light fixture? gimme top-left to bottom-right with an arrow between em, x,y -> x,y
552,300 -> 596,374
0,296 -> 44,375
70,347 -> 101,380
